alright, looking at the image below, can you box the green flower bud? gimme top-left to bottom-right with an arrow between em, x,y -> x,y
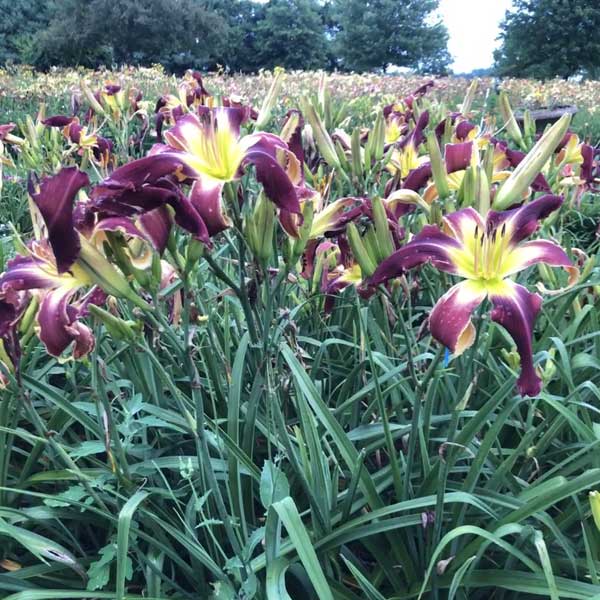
285,200 -> 315,268
366,110 -> 385,163
347,222 -> 377,278
523,109 -> 536,145
18,295 -> 39,336
77,237 -> 151,310
371,196 -> 394,260
460,79 -> 478,115
89,304 -> 141,343
589,491 -> 600,532
245,192 -> 275,265
499,91 -> 526,150
351,127 -> 364,179
300,97 -> 341,170
493,113 -> 571,210
255,67 -> 285,130
427,132 -> 450,200
81,82 -> 106,116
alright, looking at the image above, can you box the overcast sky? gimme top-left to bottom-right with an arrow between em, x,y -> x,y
438,0 -> 514,73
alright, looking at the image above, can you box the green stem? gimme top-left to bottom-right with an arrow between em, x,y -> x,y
204,253 -> 259,344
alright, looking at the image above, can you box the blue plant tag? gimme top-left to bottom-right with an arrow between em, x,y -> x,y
444,347 -> 451,367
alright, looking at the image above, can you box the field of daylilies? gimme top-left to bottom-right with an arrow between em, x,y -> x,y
1,66 -> 600,600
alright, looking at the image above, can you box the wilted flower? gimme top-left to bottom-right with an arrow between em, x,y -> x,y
43,115 -> 113,168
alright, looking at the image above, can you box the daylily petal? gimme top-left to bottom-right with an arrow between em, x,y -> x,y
0,289 -> 26,377
166,185 -> 211,244
242,131 -> 288,157
281,109 -> 305,165
95,209 -> 171,252
94,180 -> 209,245
486,194 -> 563,247
429,279 -> 487,356
196,105 -> 251,138
138,207 -> 172,254
189,178 -> 229,237
93,185 -> 169,216
164,112 -> 205,154
0,298 -> 18,339
0,254 -> 78,292
398,111 -> 429,150
501,239 -> 578,283
99,152 -> 196,191
43,115 -> 76,128
165,110 -> 247,181
244,148 -> 300,215
489,280 -> 542,397
403,163 -> 432,191
581,144 -> 594,183
0,289 -> 28,343
455,121 -> 476,141
29,167 -> 89,273
434,113 -> 460,140
445,142 -> 474,174
310,197 -> 364,238
93,136 -> 113,164
94,216 -> 147,239
443,207 -> 485,245
368,225 -> 463,286
0,123 -> 16,141
38,286 -> 94,358
405,80 -> 434,107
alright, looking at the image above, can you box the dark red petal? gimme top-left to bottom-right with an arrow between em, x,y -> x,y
29,167 -> 89,273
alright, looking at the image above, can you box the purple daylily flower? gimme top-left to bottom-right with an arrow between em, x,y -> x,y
367,195 -> 578,396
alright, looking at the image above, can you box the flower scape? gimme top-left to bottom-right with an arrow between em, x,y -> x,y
0,69 -> 600,599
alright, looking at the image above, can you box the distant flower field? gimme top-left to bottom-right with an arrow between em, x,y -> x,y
2,66 -> 600,134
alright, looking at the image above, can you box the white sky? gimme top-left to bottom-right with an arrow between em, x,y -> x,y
438,0 -> 514,73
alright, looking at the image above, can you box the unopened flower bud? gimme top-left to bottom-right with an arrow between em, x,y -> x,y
427,132 -> 450,200
285,200 -> 314,268
77,237 -> 151,310
300,97 -> 341,170
590,490 -> 600,531
255,67 -> 285,130
347,222 -> 377,278
494,113 -> 571,210
89,304 -> 141,343
499,91 -> 526,150
245,192 -> 275,265
371,196 -> 394,260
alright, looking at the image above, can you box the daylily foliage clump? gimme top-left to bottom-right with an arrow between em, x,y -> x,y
1,69 -> 599,600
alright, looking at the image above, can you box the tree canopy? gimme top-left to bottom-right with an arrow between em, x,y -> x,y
27,0 -> 229,71
333,0 -> 450,73
0,0 -> 51,64
494,0 -> 600,79
0,0 -> 450,74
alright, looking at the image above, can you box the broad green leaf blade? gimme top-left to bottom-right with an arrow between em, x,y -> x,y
268,497 -> 333,600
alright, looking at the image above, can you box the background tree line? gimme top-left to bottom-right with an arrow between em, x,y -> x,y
2,0 -> 599,79
494,0 -> 600,80
1,0 -> 449,73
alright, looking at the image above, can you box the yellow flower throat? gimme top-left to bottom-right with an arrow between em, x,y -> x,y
472,222 -> 509,281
